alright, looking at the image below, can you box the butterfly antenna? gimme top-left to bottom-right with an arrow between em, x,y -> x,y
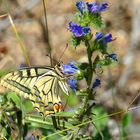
59,43 -> 68,62
42,0 -> 53,66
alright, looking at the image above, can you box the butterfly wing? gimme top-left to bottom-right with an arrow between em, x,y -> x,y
30,70 -> 70,116
0,66 -> 54,98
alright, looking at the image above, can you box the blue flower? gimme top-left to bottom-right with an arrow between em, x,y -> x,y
86,2 -> 108,14
83,27 -> 90,36
63,62 -> 78,74
107,53 -> 117,61
68,78 -> 77,92
69,22 -> 90,37
92,79 -> 101,89
76,1 -> 85,14
87,2 -> 99,13
99,2 -> 108,12
104,33 -> 113,43
69,22 -> 83,37
95,32 -> 114,44
95,32 -> 104,40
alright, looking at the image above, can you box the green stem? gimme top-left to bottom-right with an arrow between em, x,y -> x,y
78,41 -> 93,121
86,41 -> 93,86
51,116 -> 58,129
16,110 -> 23,140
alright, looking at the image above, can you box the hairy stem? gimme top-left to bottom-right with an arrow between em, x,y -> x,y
86,41 -> 93,87
77,41 -> 93,121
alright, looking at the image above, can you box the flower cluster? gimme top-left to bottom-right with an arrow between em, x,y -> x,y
68,1 -> 111,47
69,22 -> 90,37
67,1 -> 117,95
76,1 -> 108,14
86,2 -> 108,14
63,62 -> 79,92
95,32 -> 115,44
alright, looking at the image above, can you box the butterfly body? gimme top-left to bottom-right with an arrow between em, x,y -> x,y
0,65 -> 70,116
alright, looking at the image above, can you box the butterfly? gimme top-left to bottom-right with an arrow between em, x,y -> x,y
0,62 -> 77,117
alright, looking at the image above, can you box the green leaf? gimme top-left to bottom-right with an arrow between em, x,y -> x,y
1,128 -> 7,138
67,92 -> 78,106
55,111 -> 74,118
71,36 -> 81,47
7,92 -> 21,108
122,112 -> 132,128
25,116 -> 53,129
92,106 -> 109,138
121,112 -> 132,139
0,95 -> 6,103
89,14 -> 103,29
75,12 -> 90,26
23,100 -> 34,113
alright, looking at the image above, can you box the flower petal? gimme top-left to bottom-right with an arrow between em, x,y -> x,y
99,2 -> 108,12
76,1 -> 85,14
68,78 -> 77,92
104,33 -> 113,43
87,2 -> 108,13
95,32 -> 104,40
87,2 -> 99,13
108,53 -> 117,61
63,62 -> 78,74
92,79 -> 101,89
69,22 -> 83,37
